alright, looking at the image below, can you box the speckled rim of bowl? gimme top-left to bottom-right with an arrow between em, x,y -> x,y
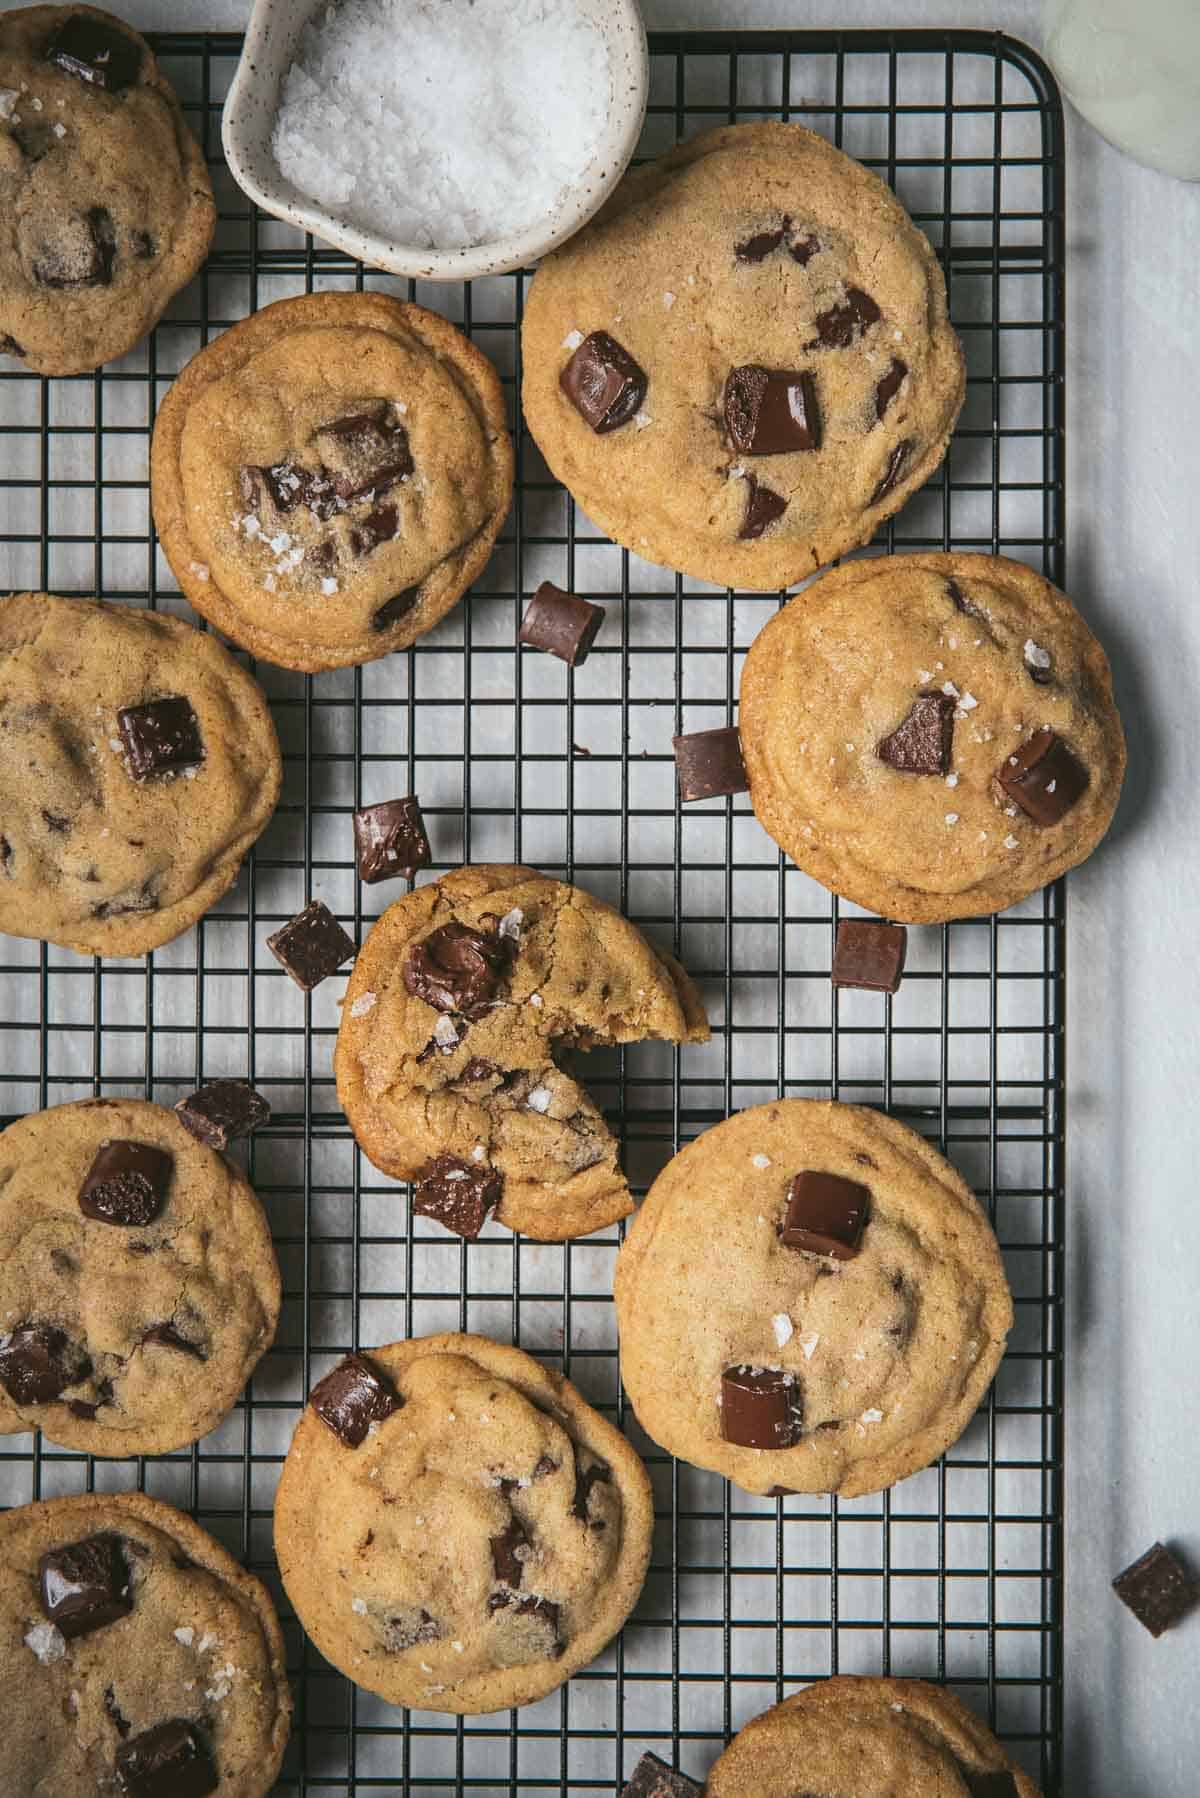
221,0 -> 649,282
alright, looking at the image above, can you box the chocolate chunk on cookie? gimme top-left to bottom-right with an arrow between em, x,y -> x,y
997,728 -> 1088,825
725,365 -> 820,455
413,1154 -> 503,1239
117,696 -> 205,781
39,1533 -> 132,1638
0,1323 -> 86,1404
721,1366 -> 804,1448
310,1351 -> 402,1447
559,330 -> 647,433
403,918 -> 514,1018
45,13 -> 141,90
780,1169 -> 870,1258
79,1139 -> 173,1225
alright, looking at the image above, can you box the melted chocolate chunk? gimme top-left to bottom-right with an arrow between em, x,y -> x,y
79,1139 -> 172,1226
353,795 -> 432,885
672,726 -> 749,803
997,728 -> 1088,826
947,576 -> 985,621
372,585 -> 419,630
32,206 -> 116,288
831,919 -> 908,994
350,501 -> 401,556
117,696 -> 204,781
810,286 -> 881,348
780,1169 -> 870,1259
560,330 -> 646,434
735,223 -> 786,263
315,404 -> 413,501
519,582 -> 606,667
39,1534 -> 132,1639
740,473 -> 789,540
1112,1541 -> 1198,1637
310,1351 -> 402,1447
571,1458 -> 611,1523
384,1606 -> 441,1652
869,438 -> 913,505
488,1590 -> 564,1654
45,15 -> 141,91
93,878 -> 159,919
104,1687 -> 132,1737
0,836 -> 12,875
12,120 -> 57,162
141,1322 -> 206,1361
720,1366 -> 804,1449
403,920 -> 515,1019
174,1079 -> 270,1150
131,229 -> 156,260
490,1516 -> 529,1587
114,1719 -> 218,1798
266,900 -> 356,991
621,1752 -> 705,1798
0,1323 -> 87,1405
789,232 -> 821,265
875,357 -> 908,421
724,365 -> 820,455
461,1057 -> 498,1082
413,1154 -> 503,1240
877,692 -> 956,776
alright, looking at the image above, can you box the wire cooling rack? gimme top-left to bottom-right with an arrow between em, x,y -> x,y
0,26 -> 1066,1797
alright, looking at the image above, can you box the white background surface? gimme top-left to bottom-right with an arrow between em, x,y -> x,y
2,1 -> 1198,1793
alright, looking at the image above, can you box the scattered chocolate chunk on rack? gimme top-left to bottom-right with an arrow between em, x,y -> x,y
372,585 -> 419,631
740,473 -> 788,540
174,1079 -> 270,1150
964,1774 -> 1021,1798
832,919 -> 908,994
310,1351 -> 402,1447
560,330 -> 647,433
404,920 -> 515,1018
32,206 -> 116,288
490,1516 -> 530,1587
1112,1541 -> 1198,1637
117,696 -> 204,781
314,403 -> 413,500
725,364 -> 820,455
621,1751 -> 704,1798
353,795 -> 431,884
997,728 -> 1088,825
267,900 -> 356,991
141,1322 -> 206,1361
874,357 -> 908,420
673,726 -> 748,802
720,1365 -> 804,1448
810,286 -> 881,348
780,1169 -> 870,1259
413,1154 -> 503,1239
877,692 -> 955,776
870,438 -> 913,505
520,581 -> 606,667
79,1139 -> 172,1225
45,15 -> 141,90
114,1718 -> 218,1798
39,1534 -> 132,1640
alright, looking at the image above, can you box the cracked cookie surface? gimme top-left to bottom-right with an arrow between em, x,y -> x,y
521,122 -> 964,591
0,593 -> 282,957
151,292 -> 515,672
739,552 -> 1126,921
0,5 -> 215,375
0,1490 -> 290,1797
614,1100 -> 1011,1498
273,1333 -> 653,1715
0,1098 -> 281,1456
334,864 -> 709,1241
707,1676 -> 1042,1796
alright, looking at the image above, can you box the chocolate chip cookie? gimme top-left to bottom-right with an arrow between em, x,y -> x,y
0,1098 -> 281,1457
613,1099 -> 1011,1498
273,1333 -> 654,1715
707,1677 -> 1041,1796
334,864 -> 709,1242
0,6 -> 215,376
739,553 -> 1126,920
1,1489 -> 291,1797
521,122 -> 964,591
0,592 -> 282,957
151,292 -> 515,672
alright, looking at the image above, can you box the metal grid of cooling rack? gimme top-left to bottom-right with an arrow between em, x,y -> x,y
0,26 -> 1065,1796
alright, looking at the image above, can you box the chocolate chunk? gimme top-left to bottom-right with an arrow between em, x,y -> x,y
964,1775 -> 1021,1798
560,330 -> 646,434
266,900 -> 355,991
310,1351 -> 401,1447
490,1516 -> 529,1587
790,233 -> 820,265
116,696 -> 204,781
174,1080 -> 270,1150
315,405 -> 413,500
831,919 -> 908,994
740,473 -> 789,540
67,1398 -> 100,1419
403,920 -> 514,1018
384,1606 -> 441,1652
0,335 -> 25,359
131,229 -> 156,260
0,1324 -> 85,1404
571,1458 -> 611,1522
533,1454 -> 558,1479
45,15 -> 141,91
720,1366 -> 804,1449
350,502 -> 401,557
32,206 -> 116,288
79,1140 -> 172,1226
114,1719 -> 218,1798
724,365 -> 820,455
413,1154 -> 503,1240
869,438 -> 913,505
105,1687 -> 132,1737
672,726 -> 748,803
735,223 -> 786,263
947,576 -> 986,621
1112,1541 -> 1198,1637
811,286 -> 881,348
141,1322 -> 206,1361
997,728 -> 1088,826
353,795 -> 431,884
781,1169 -> 870,1259
372,585 -> 419,630
0,836 -> 12,874
875,357 -> 908,421
93,878 -> 159,919
42,810 -> 71,834
461,1057 -> 498,1082
877,692 -> 955,776
487,1591 -> 563,1654
39,1534 -> 131,1640
519,582 -> 605,667
13,120 -> 57,162
621,1751 -> 705,1798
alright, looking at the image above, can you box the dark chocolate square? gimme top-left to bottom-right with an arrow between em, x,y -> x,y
45,15 -> 141,91
780,1169 -> 871,1259
620,1751 -> 704,1797
831,920 -> 908,994
519,582 -> 605,667
413,1155 -> 503,1240
997,728 -> 1089,826
310,1351 -> 402,1447
267,901 -> 356,991
353,796 -> 432,885
174,1080 -> 270,1150
79,1139 -> 172,1226
117,697 -> 204,781
559,331 -> 647,433
1113,1541 -> 1198,1637
114,1718 -> 218,1798
672,727 -> 749,803
39,1533 -> 132,1639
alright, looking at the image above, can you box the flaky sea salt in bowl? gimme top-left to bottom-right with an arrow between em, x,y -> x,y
223,0 -> 648,281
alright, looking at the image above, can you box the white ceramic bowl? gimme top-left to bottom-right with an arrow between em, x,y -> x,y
222,0 -> 649,281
